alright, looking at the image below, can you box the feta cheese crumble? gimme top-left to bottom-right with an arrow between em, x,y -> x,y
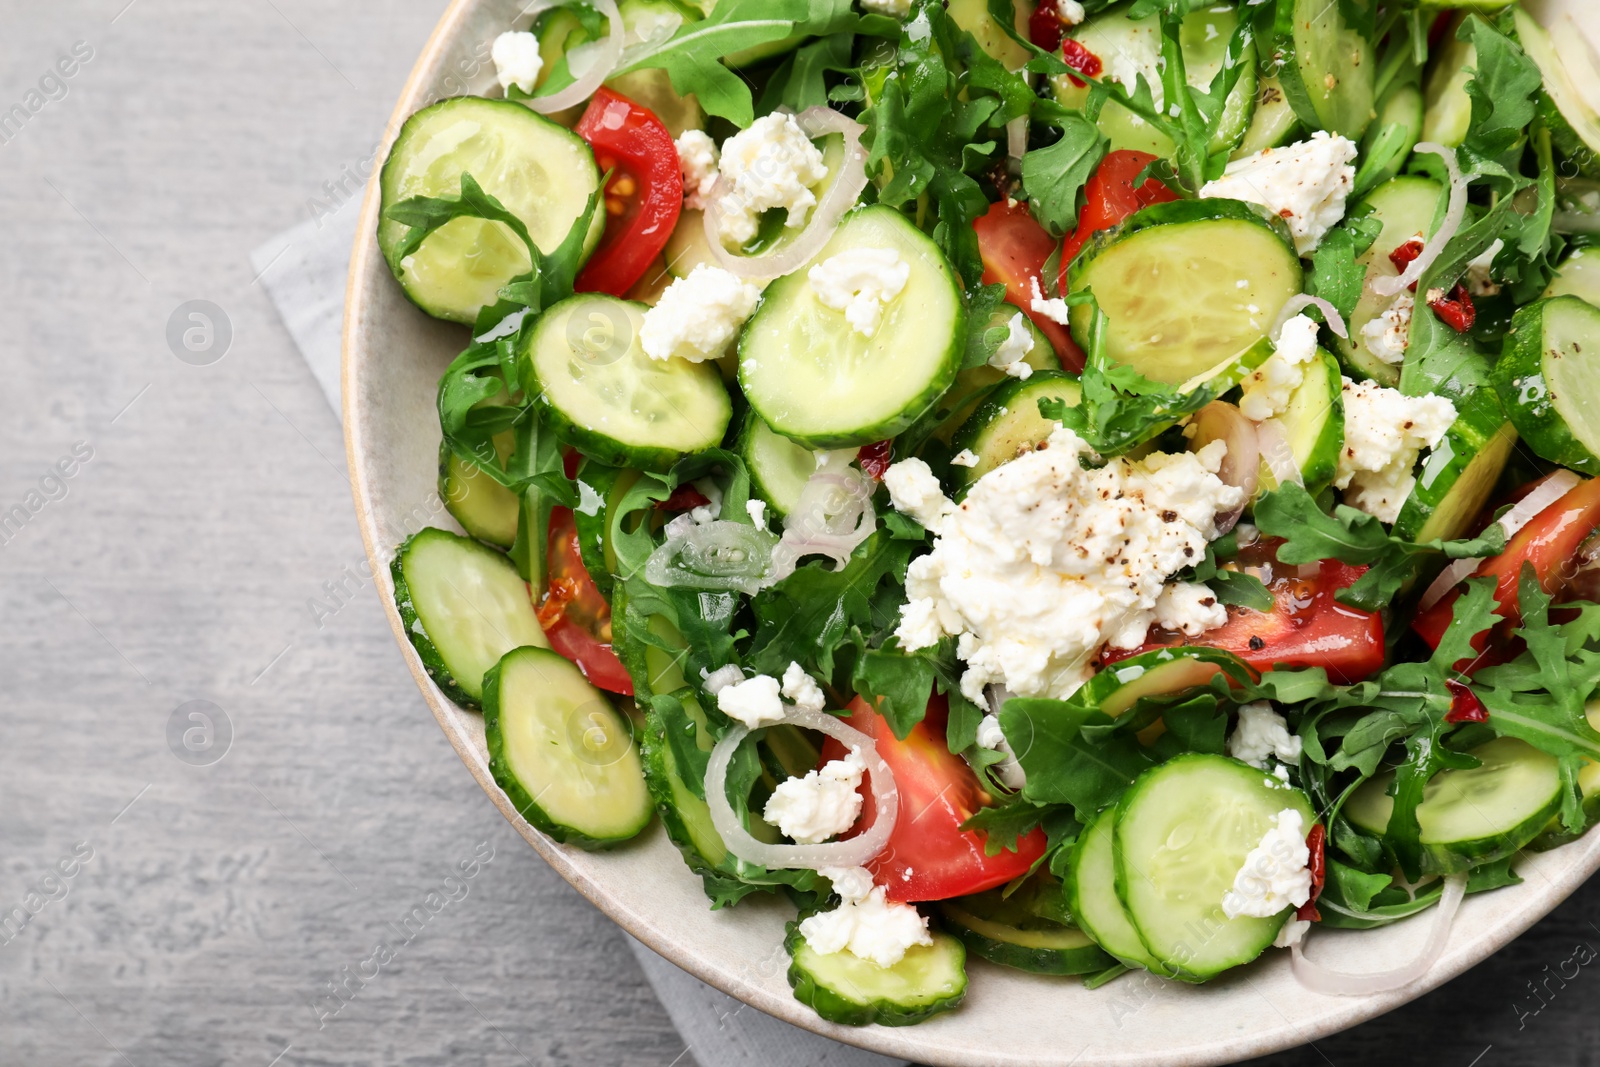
763,748 -> 866,844
975,711 -> 1026,789
883,457 -> 957,534
950,449 -> 980,468
893,426 -> 1245,702
1335,378 -> 1457,524
1361,292 -> 1415,367
1200,132 -> 1358,255
675,129 -> 720,211
989,312 -> 1037,379
800,867 -> 932,968
1057,0 -> 1086,25
715,113 -> 830,247
490,31 -> 544,95
781,661 -> 827,715
717,673 -> 785,728
807,248 -> 911,338
1227,702 -> 1303,767
1274,917 -> 1310,949
1028,276 -> 1072,326
1153,581 -> 1227,637
640,265 -> 761,364
1221,808 -> 1313,919
746,498 -> 769,532
1239,314 -> 1319,422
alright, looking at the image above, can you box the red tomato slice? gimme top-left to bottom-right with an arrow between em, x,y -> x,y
573,88 -> 682,297
974,200 -> 1084,373
820,695 -> 1046,903
537,507 -> 634,695
1059,149 -> 1179,283
1110,538 -> 1386,684
1413,476 -> 1600,665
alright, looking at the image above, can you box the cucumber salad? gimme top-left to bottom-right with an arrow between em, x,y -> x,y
378,0 -> 1600,1029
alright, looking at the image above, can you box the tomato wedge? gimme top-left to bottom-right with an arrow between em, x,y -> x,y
974,199 -> 1083,373
1110,538 -> 1386,684
537,507 -> 634,695
1413,476 -> 1600,663
1058,149 -> 1179,284
820,695 -> 1046,903
573,88 -> 682,297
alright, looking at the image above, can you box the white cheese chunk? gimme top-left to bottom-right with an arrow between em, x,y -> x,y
883,457 -> 957,534
1361,293 -> 1415,367
950,449 -> 980,468
640,265 -> 761,364
1028,276 -> 1072,327
746,498 -> 769,532
1222,808 -> 1313,919
717,673 -> 785,728
1466,238 -> 1505,297
989,312 -> 1037,379
1227,702 -> 1303,767
675,129 -> 720,212
807,248 -> 911,338
491,31 -> 544,95
1335,377 -> 1456,524
1153,581 -> 1227,637
799,868 -> 932,968
715,113 -> 829,247
780,661 -> 827,715
763,748 -> 866,844
1239,313 -> 1319,422
1200,132 -> 1358,255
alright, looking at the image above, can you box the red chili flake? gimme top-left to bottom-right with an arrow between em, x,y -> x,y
657,484 -> 712,512
1060,38 -> 1103,89
1445,679 -> 1489,724
1388,238 -> 1425,284
1429,282 -> 1477,333
1029,0 -> 1064,54
857,440 -> 893,481
1296,823 -> 1327,923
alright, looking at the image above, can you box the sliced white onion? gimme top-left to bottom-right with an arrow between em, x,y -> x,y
704,107 -> 870,280
1006,116 -> 1029,168
769,455 -> 877,581
520,0 -> 624,114
1256,417 -> 1303,488
1189,401 -> 1259,534
704,707 -> 899,870
1272,295 -> 1349,341
1290,873 -> 1466,995
644,519 -> 781,596
1373,143 -> 1466,298
1417,470 -> 1584,612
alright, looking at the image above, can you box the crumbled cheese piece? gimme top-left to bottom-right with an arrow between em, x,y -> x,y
950,449 -> 980,468
1057,0 -> 1086,25
799,867 -> 932,967
702,664 -> 745,695
1222,808 -> 1313,919
1273,764 -> 1292,784
1335,378 -> 1456,524
689,478 -> 722,524
975,712 -> 1026,789
975,714 -> 1007,751
807,249 -> 911,338
989,312 -> 1036,379
1239,314 -> 1320,422
1361,293 -> 1414,367
860,0 -> 911,15
1227,702 -> 1303,767
746,498 -> 769,532
717,673 -> 785,728
1028,276 -> 1072,326
763,748 -> 866,844
640,265 -> 761,363
1200,132 -> 1358,255
490,31 -> 543,94
1154,581 -> 1227,637
1274,917 -> 1310,949
675,129 -> 720,211
883,457 -> 957,534
715,113 -> 829,247
781,661 -> 827,715
1466,238 -> 1505,297
895,426 -> 1245,702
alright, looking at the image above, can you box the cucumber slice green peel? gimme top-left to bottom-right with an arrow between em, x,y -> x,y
785,922 -> 968,1027
1272,0 -> 1376,142
1068,808 -> 1175,974
938,891 -> 1116,977
949,371 -> 1084,495
1491,296 -> 1600,476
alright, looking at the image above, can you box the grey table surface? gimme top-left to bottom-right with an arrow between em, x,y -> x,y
2,2 -> 1600,1066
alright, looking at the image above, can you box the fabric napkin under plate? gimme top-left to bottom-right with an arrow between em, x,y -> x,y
250,207 -> 907,1067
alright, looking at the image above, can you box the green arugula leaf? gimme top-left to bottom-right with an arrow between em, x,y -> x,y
757,33 -> 855,114
852,642 -> 936,739
1001,697 -> 1156,817
1459,13 -> 1542,162
1020,105 -> 1108,238
1178,532 -> 1273,612
1307,212 -> 1381,324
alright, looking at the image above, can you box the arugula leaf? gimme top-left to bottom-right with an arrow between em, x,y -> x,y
1178,532 -> 1273,613
1001,697 -> 1155,817
1020,104 -> 1108,238
1459,13 -> 1542,163
852,642 -> 936,739
757,33 -> 855,114
1253,483 -> 1507,613
960,282 -> 1013,371
1307,212 -> 1382,324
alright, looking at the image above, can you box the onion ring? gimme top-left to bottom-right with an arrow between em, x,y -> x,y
520,0 -> 625,115
1373,143 -> 1466,298
1290,873 -> 1467,995
1272,295 -> 1349,342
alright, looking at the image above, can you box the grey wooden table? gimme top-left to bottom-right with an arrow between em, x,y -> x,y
1,2 -> 1598,1066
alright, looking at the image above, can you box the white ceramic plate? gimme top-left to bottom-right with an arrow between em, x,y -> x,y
343,4 -> 1599,1062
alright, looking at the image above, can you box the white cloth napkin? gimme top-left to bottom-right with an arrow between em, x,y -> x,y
250,207 -> 906,1067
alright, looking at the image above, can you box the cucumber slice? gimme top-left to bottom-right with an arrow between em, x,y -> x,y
1067,808 -> 1171,973
1053,3 -> 1257,160
1067,199 -> 1302,386
531,0 -> 706,134
1531,700 -> 1600,850
1337,176 -> 1447,387
664,209 -> 717,280
925,306 -> 1058,447
738,206 -> 966,448
483,645 -> 653,847
1544,246 -> 1600,305
939,892 -> 1115,977
949,371 -> 1083,494
1422,27 -> 1475,149
392,528 -> 548,707
1114,754 -> 1317,981
785,923 -> 967,1027
1358,81 -> 1423,194
1391,397 -> 1517,543
1085,647 -> 1251,719
737,412 -> 832,518
1272,0 -> 1376,141
1258,349 -> 1343,498
1491,296 -> 1600,475
378,98 -> 603,324
440,432 -> 520,549
520,293 -> 732,471
948,0 -> 1034,71
1514,8 -> 1600,180
1345,737 -> 1563,874
1231,74 -> 1302,160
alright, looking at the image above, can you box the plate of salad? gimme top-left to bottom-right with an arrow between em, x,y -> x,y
343,0 -> 1600,1061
